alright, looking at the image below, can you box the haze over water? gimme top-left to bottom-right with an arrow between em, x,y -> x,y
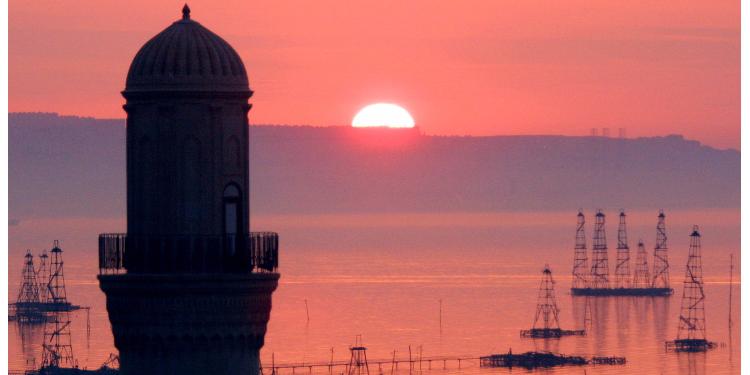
8,209 -> 739,374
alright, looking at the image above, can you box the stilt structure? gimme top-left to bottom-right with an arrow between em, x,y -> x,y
42,311 -> 75,369
614,210 -> 630,288
521,266 -> 584,338
632,240 -> 650,288
652,210 -> 671,290
571,211 -> 588,289
666,226 -> 715,352
37,250 -> 49,303
347,336 -> 370,375
589,210 -> 609,289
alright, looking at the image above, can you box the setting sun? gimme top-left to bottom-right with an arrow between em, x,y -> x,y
352,103 -> 415,128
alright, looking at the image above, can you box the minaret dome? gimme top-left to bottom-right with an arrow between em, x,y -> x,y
124,5 -> 250,94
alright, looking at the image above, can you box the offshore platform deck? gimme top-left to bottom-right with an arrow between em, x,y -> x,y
480,350 -> 625,370
520,328 -> 585,338
571,287 -> 673,296
665,339 -> 717,352
570,210 -> 674,298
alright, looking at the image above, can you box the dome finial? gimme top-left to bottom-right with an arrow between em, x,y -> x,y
182,4 -> 191,20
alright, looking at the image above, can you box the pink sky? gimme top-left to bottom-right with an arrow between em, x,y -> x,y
9,1 -> 739,149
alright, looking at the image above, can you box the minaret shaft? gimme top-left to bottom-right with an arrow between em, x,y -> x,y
98,7 -> 279,375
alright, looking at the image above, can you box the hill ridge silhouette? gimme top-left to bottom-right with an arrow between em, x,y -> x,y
9,112 -> 738,220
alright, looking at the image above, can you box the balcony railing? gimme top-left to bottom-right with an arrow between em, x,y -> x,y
98,232 -> 279,275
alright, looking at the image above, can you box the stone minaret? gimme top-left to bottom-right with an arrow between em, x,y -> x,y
98,5 -> 279,374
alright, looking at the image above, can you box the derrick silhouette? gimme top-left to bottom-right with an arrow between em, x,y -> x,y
571,210 -> 673,296
10,242 -> 82,323
521,266 -> 585,338
666,226 -> 716,352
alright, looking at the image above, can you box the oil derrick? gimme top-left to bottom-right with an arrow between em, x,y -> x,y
667,226 -> 715,352
37,250 -> 49,303
346,335 -> 369,375
571,211 -> 588,289
521,266 -> 584,338
17,250 -> 41,305
652,210 -> 670,289
614,210 -> 631,288
532,266 -> 560,331
42,311 -> 75,368
632,240 -> 650,288
48,241 -> 68,305
589,210 -> 609,289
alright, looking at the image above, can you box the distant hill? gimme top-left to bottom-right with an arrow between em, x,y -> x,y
9,113 -> 739,221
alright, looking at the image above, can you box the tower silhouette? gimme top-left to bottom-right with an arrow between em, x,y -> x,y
589,210 -> 609,289
37,250 -> 49,303
47,241 -> 68,305
347,336 -> 370,375
97,5 -> 280,374
614,210 -> 631,288
667,226 -> 715,351
17,250 -> 40,306
571,211 -> 588,289
632,240 -> 650,288
532,266 -> 560,331
522,266 -> 584,338
652,210 -> 670,289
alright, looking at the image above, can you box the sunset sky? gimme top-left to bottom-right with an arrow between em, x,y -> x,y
9,1 -> 739,149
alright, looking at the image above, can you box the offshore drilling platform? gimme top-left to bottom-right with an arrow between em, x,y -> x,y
570,210 -> 674,296
666,226 -> 716,352
10,241 -> 83,323
520,266 -> 585,338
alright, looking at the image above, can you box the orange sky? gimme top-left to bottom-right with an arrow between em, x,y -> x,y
9,1 -> 739,149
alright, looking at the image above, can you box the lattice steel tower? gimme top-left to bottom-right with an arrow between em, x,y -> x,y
532,265 -> 561,330
671,226 -> 714,351
48,241 -> 68,304
652,210 -> 670,289
632,240 -> 651,288
589,210 -> 609,289
37,250 -> 49,303
614,210 -> 631,288
17,250 -> 40,305
572,211 -> 588,289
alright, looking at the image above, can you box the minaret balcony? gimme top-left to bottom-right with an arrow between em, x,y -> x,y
98,232 -> 279,274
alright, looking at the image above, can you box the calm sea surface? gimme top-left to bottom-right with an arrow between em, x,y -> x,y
8,209 -> 740,374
